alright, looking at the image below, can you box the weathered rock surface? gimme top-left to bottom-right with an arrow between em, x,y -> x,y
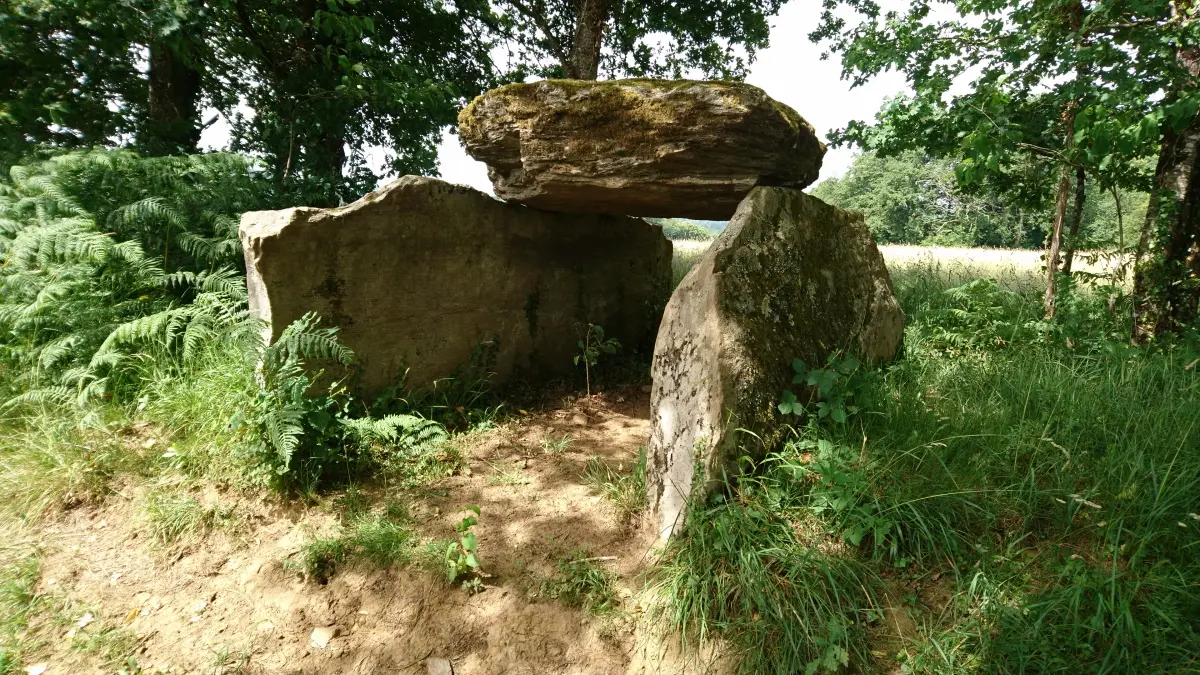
458,79 -> 825,220
647,187 -> 904,538
240,175 -> 671,397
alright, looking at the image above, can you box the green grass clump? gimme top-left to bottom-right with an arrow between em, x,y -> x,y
291,503 -> 421,582
140,489 -> 236,547
844,341 -> 1200,672
352,516 -> 419,568
541,554 -> 620,616
655,260 -> 1200,673
539,434 -> 574,453
653,484 -> 879,675
0,550 -> 41,673
582,447 -> 647,520
0,407 -> 140,521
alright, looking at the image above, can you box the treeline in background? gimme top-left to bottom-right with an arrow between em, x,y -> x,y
812,151 -> 1148,251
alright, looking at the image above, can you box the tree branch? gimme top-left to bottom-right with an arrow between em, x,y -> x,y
232,0 -> 286,80
505,0 -> 568,63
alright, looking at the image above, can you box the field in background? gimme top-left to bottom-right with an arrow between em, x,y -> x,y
672,240 -> 1129,291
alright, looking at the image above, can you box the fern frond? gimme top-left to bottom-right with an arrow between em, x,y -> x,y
262,402 -> 305,464
36,334 -> 82,369
90,308 -> 181,367
340,414 -> 448,449
196,267 -> 247,299
1,387 -> 75,410
110,197 -> 188,233
267,313 -> 354,368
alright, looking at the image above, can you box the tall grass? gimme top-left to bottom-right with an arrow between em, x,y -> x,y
0,406 -> 144,521
654,256 -> 1200,674
671,240 -> 710,288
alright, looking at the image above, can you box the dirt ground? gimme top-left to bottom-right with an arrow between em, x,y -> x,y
23,389 -> 723,675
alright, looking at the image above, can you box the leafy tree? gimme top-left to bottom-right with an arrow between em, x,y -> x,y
1132,43 -> 1199,338
811,0 -> 1196,327
139,0 -> 215,156
1,0 -> 504,204
216,0 -> 502,204
652,218 -> 714,241
812,150 -> 1149,250
812,151 -> 1035,247
493,0 -> 786,79
0,0 -> 145,167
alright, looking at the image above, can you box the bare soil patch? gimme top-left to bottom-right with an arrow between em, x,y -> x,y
22,389 -> 705,675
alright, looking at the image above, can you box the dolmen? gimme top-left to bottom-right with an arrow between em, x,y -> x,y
240,78 -> 904,540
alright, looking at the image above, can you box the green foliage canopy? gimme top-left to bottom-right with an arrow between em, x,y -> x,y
812,150 -> 1148,248
218,0 -> 503,203
0,0 -> 145,168
1,0 -> 794,205
494,0 -> 785,80
810,0 -> 1194,193
652,218 -> 714,241
0,0 -> 504,204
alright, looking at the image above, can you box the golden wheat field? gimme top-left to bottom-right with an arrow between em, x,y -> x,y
671,240 -> 1129,291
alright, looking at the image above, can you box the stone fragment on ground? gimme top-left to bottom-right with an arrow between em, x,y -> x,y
458,79 -> 825,220
309,625 -> 339,649
426,656 -> 454,675
647,187 -> 904,538
240,175 -> 671,397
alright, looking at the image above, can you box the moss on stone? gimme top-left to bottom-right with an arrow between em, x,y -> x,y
459,78 -> 818,158
711,187 -> 899,458
457,78 -> 827,217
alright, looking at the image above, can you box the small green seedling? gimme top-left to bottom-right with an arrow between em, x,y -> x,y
540,434 -> 574,453
445,505 -> 482,592
574,323 -> 620,397
778,353 -> 865,424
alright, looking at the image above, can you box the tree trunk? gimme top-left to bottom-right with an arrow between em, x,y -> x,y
1131,157 -> 1160,341
143,40 -> 202,155
1062,166 -> 1087,275
562,0 -> 609,79
299,128 -> 348,206
1138,113 -> 1200,336
1044,104 -> 1078,319
1133,47 -> 1200,340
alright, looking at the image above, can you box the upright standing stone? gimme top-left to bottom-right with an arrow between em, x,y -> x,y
647,187 -> 904,538
240,176 -> 671,397
458,79 -> 825,220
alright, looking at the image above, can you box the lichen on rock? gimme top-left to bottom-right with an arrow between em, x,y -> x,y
458,79 -> 826,220
239,175 -> 671,398
646,187 -> 904,539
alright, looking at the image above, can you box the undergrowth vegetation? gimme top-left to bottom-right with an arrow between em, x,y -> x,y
0,151 -> 459,511
290,500 -> 428,583
655,259 -> 1200,674
541,553 -> 621,616
2,148 -> 1198,673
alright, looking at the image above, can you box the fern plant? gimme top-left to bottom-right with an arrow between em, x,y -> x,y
224,313 -> 450,491
0,150 -> 276,399
1,149 -> 450,493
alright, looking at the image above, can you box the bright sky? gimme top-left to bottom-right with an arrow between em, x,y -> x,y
436,1 -> 909,193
